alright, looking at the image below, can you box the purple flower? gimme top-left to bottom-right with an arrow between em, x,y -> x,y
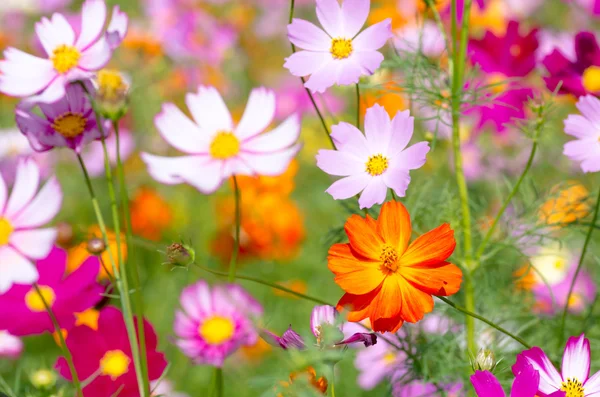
284,0 -> 392,93
316,104 -> 429,209
355,335 -> 405,390
394,379 -> 463,397
15,83 -> 109,153
563,95 -> 600,173
513,333 -> 599,396
471,363 -> 563,397
262,326 -> 305,350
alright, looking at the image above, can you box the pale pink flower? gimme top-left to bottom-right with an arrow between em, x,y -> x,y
0,331 -> 22,359
316,104 -> 430,208
142,86 -> 301,194
563,95 -> 600,173
0,158 -> 62,293
394,21 -> 445,58
0,0 -> 127,104
284,0 -> 392,93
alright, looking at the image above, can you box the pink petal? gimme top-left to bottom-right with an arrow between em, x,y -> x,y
288,18 -> 331,51
78,37 -> 111,71
9,228 -> 56,259
316,0 -> 343,37
358,177 -> 387,209
11,176 -> 62,229
35,14 -> 76,56
563,139 -> 598,162
316,149 -> 364,176
576,95 -> 600,127
330,122 -> 369,157
15,107 -> 65,152
394,142 -> 430,170
222,157 -> 254,178
304,60 -> 336,93
353,19 -> 392,51
341,0 -> 369,38
584,371 -> 600,394
0,246 -> 38,293
325,172 -> 370,200
562,334 -> 591,382
185,86 -> 233,135
364,104 -> 392,154
564,115 -> 599,139
18,76 -> 66,106
235,87 -> 276,140
336,59 -> 363,86
581,156 -> 600,173
512,349 -> 562,395
284,51 -> 331,77
470,371 -> 505,397
0,175 -> 6,214
75,0 -> 107,50
239,144 -> 301,176
354,50 -> 385,76
0,49 -> 56,97
4,158 -> 40,220
511,362 -> 541,397
382,165 -> 410,197
243,114 -> 300,153
388,110 -> 414,157
180,281 -> 212,320
106,5 -> 128,49
154,103 -> 210,154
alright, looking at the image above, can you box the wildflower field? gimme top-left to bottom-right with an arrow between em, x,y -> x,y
2,0 -> 600,396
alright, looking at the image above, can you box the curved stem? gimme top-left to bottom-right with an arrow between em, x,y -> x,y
558,185 -> 600,344
227,176 -> 241,282
34,284 -> 83,397
437,296 -> 531,349
355,83 -> 361,128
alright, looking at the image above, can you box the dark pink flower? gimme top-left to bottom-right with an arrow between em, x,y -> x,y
471,362 -> 564,396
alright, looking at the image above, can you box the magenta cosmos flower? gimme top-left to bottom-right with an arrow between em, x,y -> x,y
142,86 -> 301,194
174,280 -> 263,367
0,0 -> 127,104
0,158 -> 62,293
284,0 -> 392,93
513,334 -> 600,396
316,104 -> 429,208
471,362 -> 564,397
56,306 -> 167,397
563,95 -> 600,173
16,83 -> 109,153
0,246 -> 103,336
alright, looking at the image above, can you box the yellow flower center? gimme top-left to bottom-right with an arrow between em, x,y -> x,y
365,154 -> 389,176
0,218 -> 13,246
52,112 -> 87,139
380,244 -> 399,272
97,69 -> 128,102
582,66 -> 600,92
25,286 -> 56,312
383,352 -> 396,364
210,132 -> 240,160
51,44 -> 81,74
554,259 -> 565,270
330,38 -> 353,59
100,350 -> 131,380
199,316 -> 235,345
561,378 -> 584,397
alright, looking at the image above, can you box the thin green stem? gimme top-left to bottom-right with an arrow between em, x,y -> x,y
114,121 -> 150,393
437,296 -> 531,349
228,176 -> 241,282
34,284 -> 82,397
215,368 -> 224,397
355,83 -> 361,128
330,364 -> 336,397
558,185 -> 600,344
288,0 -> 335,149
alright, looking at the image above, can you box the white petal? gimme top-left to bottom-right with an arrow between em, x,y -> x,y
154,103 -> 210,154
316,0 -> 343,37
75,0 -> 108,50
0,174 -> 6,214
5,158 -> 40,220
11,176 -> 62,229
364,104 -> 392,154
106,5 -> 128,49
243,114 -> 300,153
35,14 -> 76,56
78,37 -> 111,71
562,334 -> 591,383
235,87 -> 276,140
185,86 -> 233,135
325,172 -> 370,200
239,144 -> 301,176
358,177 -> 387,209
0,48 -> 56,97
18,76 -> 66,106
0,246 -> 38,294
9,228 -> 57,260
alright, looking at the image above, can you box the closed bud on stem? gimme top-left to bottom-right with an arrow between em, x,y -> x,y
474,348 -> 496,372
87,237 -> 106,255
55,222 -> 74,248
165,243 -> 195,268
30,369 -> 57,389
94,69 -> 130,122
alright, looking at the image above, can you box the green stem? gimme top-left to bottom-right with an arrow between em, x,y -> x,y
113,122 -> 150,393
215,368 -> 224,397
227,176 -> 241,282
288,0 -> 335,149
34,284 -> 83,397
355,83 -> 361,128
557,185 -> 600,344
330,364 -> 336,397
437,296 -> 531,349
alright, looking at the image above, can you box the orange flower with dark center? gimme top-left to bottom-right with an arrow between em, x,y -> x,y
329,201 -> 462,333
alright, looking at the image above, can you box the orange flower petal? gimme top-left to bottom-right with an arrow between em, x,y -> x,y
399,223 -> 456,267
376,201 -> 412,254
397,279 -> 434,323
371,315 -> 404,333
328,244 -> 385,295
345,214 -> 384,260
402,262 -> 463,296
336,288 -> 381,322
366,275 -> 403,320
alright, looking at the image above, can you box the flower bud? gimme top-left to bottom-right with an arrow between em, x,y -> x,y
87,237 -> 106,256
55,222 -> 74,248
474,348 -> 496,372
94,69 -> 130,122
165,243 -> 195,268
30,369 -> 57,389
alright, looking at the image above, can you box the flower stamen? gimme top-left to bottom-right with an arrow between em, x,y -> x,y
99,350 -> 131,380
199,316 -> 235,345
25,286 -> 56,312
0,218 -> 13,246
210,132 -> 240,160
380,244 -> 399,272
52,112 -> 87,139
365,154 -> 389,176
330,38 -> 353,59
561,378 -> 584,397
51,45 -> 81,74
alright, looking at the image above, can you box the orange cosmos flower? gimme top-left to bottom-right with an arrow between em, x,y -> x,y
539,182 -> 590,226
130,187 -> 172,241
329,201 -> 462,333
67,226 -> 127,281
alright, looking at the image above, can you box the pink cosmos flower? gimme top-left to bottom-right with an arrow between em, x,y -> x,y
0,128 -> 54,184
284,0 -> 392,93
355,331 -> 406,390
56,306 -> 168,397
0,331 -> 22,359
316,104 -> 430,208
141,86 -> 301,194
150,380 -> 190,397
83,127 -> 135,177
394,378 -> 463,397
174,281 -> 263,367
16,83 -> 109,153
534,268 -> 596,315
0,158 -> 61,293
0,0 -> 127,104
0,246 -> 102,336
513,334 -> 600,396
563,95 -> 600,173
394,21 -> 445,59
471,362 -> 562,397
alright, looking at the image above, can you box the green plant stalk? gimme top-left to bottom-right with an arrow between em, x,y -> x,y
215,368 -> 224,397
558,185 -> 600,344
355,83 -> 361,128
288,0 -> 335,149
113,121 -> 150,394
227,176 -> 242,282
330,364 -> 336,397
34,284 -> 83,397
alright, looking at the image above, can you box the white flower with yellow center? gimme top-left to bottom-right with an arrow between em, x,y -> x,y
529,242 -> 574,286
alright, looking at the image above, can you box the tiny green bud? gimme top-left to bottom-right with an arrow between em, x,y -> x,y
94,69 -> 130,122
474,348 -> 496,372
165,243 -> 195,268
30,369 -> 57,389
